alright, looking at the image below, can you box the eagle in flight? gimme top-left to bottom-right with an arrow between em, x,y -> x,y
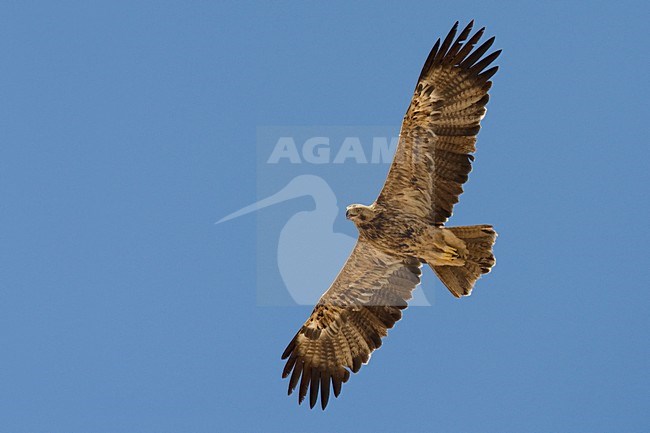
281,21 -> 501,409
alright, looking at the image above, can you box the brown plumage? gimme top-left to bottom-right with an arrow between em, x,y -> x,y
282,20 -> 501,409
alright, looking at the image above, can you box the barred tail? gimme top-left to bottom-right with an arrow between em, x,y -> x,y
431,225 -> 497,298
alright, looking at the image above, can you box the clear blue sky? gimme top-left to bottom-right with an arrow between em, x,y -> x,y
1,1 -> 648,432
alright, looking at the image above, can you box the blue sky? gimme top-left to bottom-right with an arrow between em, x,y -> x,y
1,1 -> 649,432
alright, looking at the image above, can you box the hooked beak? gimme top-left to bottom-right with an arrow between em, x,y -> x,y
345,209 -> 351,219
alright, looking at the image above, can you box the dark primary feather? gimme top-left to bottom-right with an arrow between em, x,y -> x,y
281,240 -> 422,409
377,21 -> 501,225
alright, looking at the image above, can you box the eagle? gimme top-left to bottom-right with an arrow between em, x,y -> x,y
281,21 -> 501,409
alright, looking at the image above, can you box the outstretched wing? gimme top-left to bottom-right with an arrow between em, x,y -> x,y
377,21 -> 501,225
281,239 -> 422,409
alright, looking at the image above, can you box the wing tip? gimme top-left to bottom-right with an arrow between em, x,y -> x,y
418,21 -> 501,80
285,364 -> 356,409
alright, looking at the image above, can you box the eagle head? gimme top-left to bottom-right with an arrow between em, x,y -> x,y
345,203 -> 375,224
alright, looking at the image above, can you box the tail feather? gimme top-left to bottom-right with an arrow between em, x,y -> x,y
432,225 -> 496,298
